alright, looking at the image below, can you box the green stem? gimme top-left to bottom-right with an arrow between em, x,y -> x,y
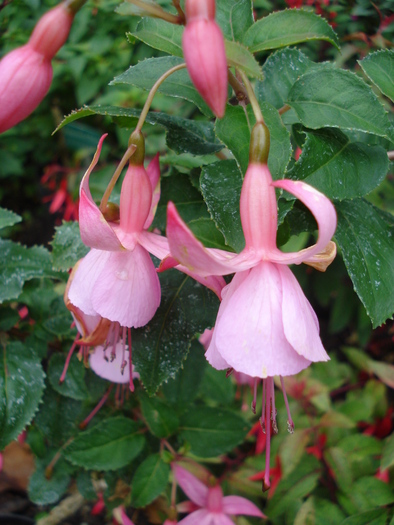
172,0 -> 185,24
64,0 -> 88,14
135,63 -> 187,133
125,0 -> 180,24
237,69 -> 264,124
99,143 -> 137,213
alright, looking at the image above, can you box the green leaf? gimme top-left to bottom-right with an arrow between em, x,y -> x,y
131,453 -> 170,508
28,458 -> 72,505
111,56 -> 213,116
128,18 -> 183,57
287,128 -> 389,199
243,9 -> 339,52
65,417 -> 145,470
343,477 -> 394,513
288,68 -> 394,142
335,199 -> 394,327
225,40 -> 263,79
133,271 -> 219,395
0,341 -> 46,449
188,217 -> 227,250
200,366 -> 235,405
161,339 -> 207,413
56,106 -> 223,156
0,240 -> 55,303
215,106 -> 251,174
279,429 -> 310,479
381,433 -> 394,471
339,509 -> 388,525
180,406 -> 250,457
256,48 -> 314,109
216,0 -> 254,41
200,160 -> 244,252
48,353 -> 89,401
359,50 -> 394,102
0,207 -> 22,230
139,391 -> 179,438
51,221 -> 89,272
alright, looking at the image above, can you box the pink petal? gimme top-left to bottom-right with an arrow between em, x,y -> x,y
120,163 -> 152,234
178,509 -> 211,525
167,202 -> 254,276
89,343 -> 132,384
222,496 -> 265,518
214,262 -> 311,378
213,514 -> 238,525
240,163 -> 277,253
90,245 -> 161,328
270,179 -> 337,265
138,230 -> 170,260
79,135 -> 124,251
144,153 -> 161,229
279,265 -> 329,362
199,328 -> 213,351
173,465 -> 208,507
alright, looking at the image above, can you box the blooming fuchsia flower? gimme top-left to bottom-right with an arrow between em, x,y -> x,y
174,464 -> 265,524
183,0 -> 228,118
164,122 -> 337,489
0,0 -> 83,133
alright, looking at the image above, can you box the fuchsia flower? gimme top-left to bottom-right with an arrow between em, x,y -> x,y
182,0 -> 228,118
174,464 -> 265,524
164,122 -> 337,489
0,1 -> 77,133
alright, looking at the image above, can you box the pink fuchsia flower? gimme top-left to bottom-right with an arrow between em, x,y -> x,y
165,122 -> 337,489
0,0 -> 81,133
173,464 -> 265,524
183,0 -> 228,118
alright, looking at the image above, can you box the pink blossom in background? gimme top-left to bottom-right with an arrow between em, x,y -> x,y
183,0 -> 228,118
173,464 -> 265,524
165,123 -> 337,489
0,1 -> 75,133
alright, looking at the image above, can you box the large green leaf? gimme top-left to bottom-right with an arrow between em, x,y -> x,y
216,0 -> 254,41
335,199 -> 394,327
0,341 -> 46,449
0,240 -> 56,303
339,509 -> 388,525
56,106 -> 223,156
256,48 -> 314,109
287,128 -> 389,199
128,18 -> 183,57
51,221 -> 88,272
225,40 -> 263,79
0,207 -> 22,230
180,406 -> 250,457
131,454 -> 170,508
288,68 -> 394,142
48,353 -> 89,401
65,417 -> 145,470
139,390 -> 179,438
200,160 -> 244,252
359,50 -> 394,102
243,9 -> 339,52
111,56 -> 212,116
28,458 -> 72,505
132,271 -> 219,395
381,433 -> 394,471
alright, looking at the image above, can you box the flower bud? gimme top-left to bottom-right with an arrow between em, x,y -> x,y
183,0 -> 228,118
0,2 -> 76,134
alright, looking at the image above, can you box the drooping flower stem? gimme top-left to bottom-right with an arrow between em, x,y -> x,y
135,63 -> 187,133
64,0 -> 88,14
236,69 -> 264,124
99,142 -> 137,213
125,0 -> 180,24
172,0 -> 186,24
59,333 -> 80,383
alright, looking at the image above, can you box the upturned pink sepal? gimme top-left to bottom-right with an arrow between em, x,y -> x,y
183,0 -> 228,118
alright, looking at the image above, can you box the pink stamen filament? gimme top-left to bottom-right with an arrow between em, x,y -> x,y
79,384 -> 114,429
264,378 -> 271,491
252,378 -> 258,414
128,328 -> 134,392
59,334 -> 80,383
271,379 -> 278,434
280,376 -> 294,433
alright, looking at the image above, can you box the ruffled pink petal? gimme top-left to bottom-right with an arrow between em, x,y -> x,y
279,265 -> 329,362
167,202 -> 256,276
173,465 -> 208,507
144,153 -> 161,229
68,249 -> 114,316
214,262 -> 311,378
120,163 -> 152,235
89,343 -> 134,384
222,496 -> 265,518
270,179 -> 337,265
79,135 -> 124,251
178,509 -> 211,525
240,163 -> 277,253
90,245 -> 161,328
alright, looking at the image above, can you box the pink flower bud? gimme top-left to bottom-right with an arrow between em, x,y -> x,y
0,2 -> 74,133
183,0 -> 228,118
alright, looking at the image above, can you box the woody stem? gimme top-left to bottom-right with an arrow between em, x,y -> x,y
236,69 -> 264,124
